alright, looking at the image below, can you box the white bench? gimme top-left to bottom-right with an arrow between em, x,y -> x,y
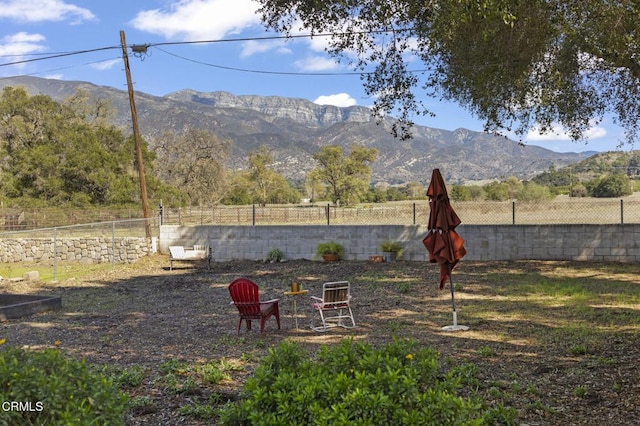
168,245 -> 211,271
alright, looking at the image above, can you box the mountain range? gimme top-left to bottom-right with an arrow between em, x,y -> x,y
0,76 -> 597,184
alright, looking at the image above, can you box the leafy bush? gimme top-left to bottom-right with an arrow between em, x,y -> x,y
266,248 -> 284,263
450,185 -> 472,201
314,241 -> 345,259
380,240 -> 403,255
570,183 -> 588,197
515,182 -> 553,201
0,347 -> 128,425
592,174 -> 633,197
218,338 -> 516,425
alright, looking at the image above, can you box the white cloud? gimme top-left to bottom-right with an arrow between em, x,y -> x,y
130,0 -> 261,40
240,40 -> 291,58
313,93 -> 357,108
0,32 -> 46,67
300,32 -> 332,53
526,123 -> 607,141
2,32 -> 45,44
583,126 -> 607,139
0,0 -> 94,23
294,55 -> 339,71
90,58 -> 121,71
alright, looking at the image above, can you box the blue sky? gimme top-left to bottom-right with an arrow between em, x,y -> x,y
0,0 -> 630,153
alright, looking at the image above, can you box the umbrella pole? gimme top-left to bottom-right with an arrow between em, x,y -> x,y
448,263 -> 457,326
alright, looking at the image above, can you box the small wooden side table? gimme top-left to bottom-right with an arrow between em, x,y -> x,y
283,290 -> 308,329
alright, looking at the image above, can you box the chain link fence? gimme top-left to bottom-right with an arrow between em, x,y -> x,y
0,218 -> 155,281
0,208 -> 147,232
159,197 -> 640,226
2,197 -> 640,230
0,218 -> 155,238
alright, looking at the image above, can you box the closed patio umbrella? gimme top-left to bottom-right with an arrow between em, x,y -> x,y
422,168 -> 468,331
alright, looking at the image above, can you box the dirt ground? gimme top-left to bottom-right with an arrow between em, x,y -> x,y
1,255 -> 639,425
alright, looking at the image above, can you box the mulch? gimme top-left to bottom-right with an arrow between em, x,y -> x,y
1,255 -> 639,425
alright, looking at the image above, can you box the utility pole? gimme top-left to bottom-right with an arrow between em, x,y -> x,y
120,30 -> 151,238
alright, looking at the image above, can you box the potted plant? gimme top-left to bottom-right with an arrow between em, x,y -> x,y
266,247 -> 284,263
380,240 -> 403,262
315,241 -> 345,262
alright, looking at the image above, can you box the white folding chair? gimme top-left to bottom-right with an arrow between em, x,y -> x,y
310,281 -> 356,332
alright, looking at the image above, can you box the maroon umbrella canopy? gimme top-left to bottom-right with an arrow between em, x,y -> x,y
423,169 -> 467,289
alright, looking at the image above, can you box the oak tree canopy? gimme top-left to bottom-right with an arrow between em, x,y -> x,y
258,0 -> 640,146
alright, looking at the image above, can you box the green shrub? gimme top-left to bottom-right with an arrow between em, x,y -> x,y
266,247 -> 284,263
380,240 -> 403,256
218,338 -> 515,425
101,364 -> 146,388
314,241 -> 345,260
0,347 -> 128,425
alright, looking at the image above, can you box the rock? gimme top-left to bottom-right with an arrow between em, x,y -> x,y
23,271 -> 40,281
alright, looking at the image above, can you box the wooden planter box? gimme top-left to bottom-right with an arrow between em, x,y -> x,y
0,294 -> 62,321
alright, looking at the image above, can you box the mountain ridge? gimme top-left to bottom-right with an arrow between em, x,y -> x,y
0,76 -> 596,184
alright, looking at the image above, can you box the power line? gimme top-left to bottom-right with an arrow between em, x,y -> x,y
0,28 -> 413,69
146,28 -> 414,48
0,57 -> 123,80
0,45 -> 121,68
154,46 -> 367,76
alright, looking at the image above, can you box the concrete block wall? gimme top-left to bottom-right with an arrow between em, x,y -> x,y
160,225 -> 430,261
159,224 -> 640,263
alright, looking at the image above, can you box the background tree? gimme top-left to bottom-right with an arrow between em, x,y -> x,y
258,0 -> 640,145
264,174 -> 302,204
516,181 -> 553,202
220,149 -> 301,205
62,88 -> 115,127
0,87 -> 164,207
154,129 -> 231,207
245,146 -> 301,206
221,171 -> 253,205
450,185 -> 472,202
591,174 -> 633,198
385,186 -> 408,202
570,183 -> 588,198
405,181 -> 426,200
365,185 -> 387,203
533,165 -> 572,187
483,181 -> 510,201
467,185 -> 486,201
304,170 -> 326,202
247,146 -> 272,206
311,144 -> 378,205
504,177 -> 524,200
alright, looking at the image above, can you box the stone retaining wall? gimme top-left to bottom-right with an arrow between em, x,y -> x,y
0,237 -> 152,264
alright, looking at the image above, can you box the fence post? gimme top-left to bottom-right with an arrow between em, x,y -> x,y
252,204 -> 256,226
53,227 -> 58,282
413,202 -> 416,225
621,199 -> 624,225
326,203 -> 330,226
512,200 -> 516,225
111,221 -> 116,267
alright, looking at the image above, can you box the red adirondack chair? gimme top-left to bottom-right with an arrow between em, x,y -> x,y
228,278 -> 280,334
